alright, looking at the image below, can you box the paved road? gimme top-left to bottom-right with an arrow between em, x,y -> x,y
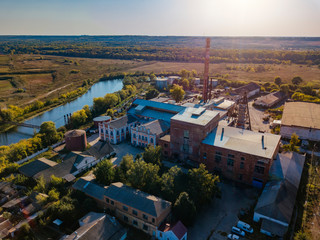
248,102 -> 270,133
188,181 -> 259,240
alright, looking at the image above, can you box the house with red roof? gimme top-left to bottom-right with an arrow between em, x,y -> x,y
157,221 -> 188,240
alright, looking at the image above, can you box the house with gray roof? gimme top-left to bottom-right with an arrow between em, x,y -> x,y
18,157 -> 57,178
61,212 -> 127,240
253,152 -> 306,237
72,177 -> 172,236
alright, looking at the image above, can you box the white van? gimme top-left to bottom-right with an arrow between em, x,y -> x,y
231,226 -> 245,237
237,220 -> 254,233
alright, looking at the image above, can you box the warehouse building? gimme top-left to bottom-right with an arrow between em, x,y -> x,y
254,91 -> 286,108
280,102 -> 320,141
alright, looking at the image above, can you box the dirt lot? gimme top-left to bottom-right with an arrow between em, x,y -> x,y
188,181 -> 259,240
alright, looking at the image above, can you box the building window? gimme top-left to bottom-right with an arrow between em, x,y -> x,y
164,151 -> 168,155
133,134 -> 136,138
203,152 -> 207,159
133,220 -> 138,226
117,131 -> 119,136
164,143 -> 168,148
150,138 -> 153,143
123,205 -> 128,211
239,174 -> 243,180
143,214 -> 148,220
184,130 -> 189,138
142,136 -> 144,141
254,165 -> 265,174
106,130 -> 108,134
105,198 -> 109,203
152,218 -> 155,223
241,157 -> 245,161
240,162 -> 245,169
143,224 -> 148,231
227,159 -> 234,166
215,152 -> 222,163
123,215 -> 128,222
183,144 -> 189,152
227,154 -> 234,166
132,209 -> 138,216
257,160 -> 265,165
139,135 -> 141,140
111,131 -> 113,136
111,200 -> 114,205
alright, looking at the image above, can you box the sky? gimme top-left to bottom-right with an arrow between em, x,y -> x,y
0,0 -> 320,36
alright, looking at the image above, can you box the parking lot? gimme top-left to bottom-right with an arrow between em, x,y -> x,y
188,181 -> 259,240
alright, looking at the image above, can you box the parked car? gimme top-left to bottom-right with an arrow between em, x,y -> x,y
231,226 -> 245,237
227,234 -> 240,240
237,220 -> 254,233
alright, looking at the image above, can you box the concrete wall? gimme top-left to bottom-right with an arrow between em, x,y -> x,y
280,125 -> 320,141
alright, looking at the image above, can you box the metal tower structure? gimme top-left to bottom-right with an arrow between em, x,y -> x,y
236,92 -> 251,130
202,38 -> 210,103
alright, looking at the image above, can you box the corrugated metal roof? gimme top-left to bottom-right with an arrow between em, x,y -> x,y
132,99 -> 185,113
281,102 -> 320,130
202,126 -> 280,159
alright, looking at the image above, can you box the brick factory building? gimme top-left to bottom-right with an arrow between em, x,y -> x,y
199,126 -> 281,187
170,107 -> 220,161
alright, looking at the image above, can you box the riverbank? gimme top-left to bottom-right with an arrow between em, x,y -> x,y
0,83 -> 94,134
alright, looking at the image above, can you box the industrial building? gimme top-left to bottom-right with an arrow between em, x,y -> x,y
254,91 -> 286,108
280,102 -> 320,141
254,152 -> 305,237
232,82 -> 261,99
65,129 -> 87,151
200,126 -> 281,186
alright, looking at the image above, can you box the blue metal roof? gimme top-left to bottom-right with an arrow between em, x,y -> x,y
128,108 -> 174,123
133,99 -> 185,113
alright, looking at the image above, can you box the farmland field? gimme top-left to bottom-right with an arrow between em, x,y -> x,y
0,54 -> 320,107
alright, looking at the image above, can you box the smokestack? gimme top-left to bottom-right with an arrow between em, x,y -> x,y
202,38 -> 211,103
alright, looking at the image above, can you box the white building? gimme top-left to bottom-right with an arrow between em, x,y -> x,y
280,102 -> 320,141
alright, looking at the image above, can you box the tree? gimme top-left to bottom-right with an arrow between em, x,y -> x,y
34,175 -> 46,193
280,84 -> 290,96
161,166 -> 183,201
173,192 -> 196,226
71,109 -> 88,128
143,145 -> 162,166
170,84 -> 185,102
283,133 -> 300,152
149,73 -> 156,81
94,159 -> 115,185
181,79 -> 190,90
146,89 -> 159,100
115,154 -> 134,182
39,121 -> 61,147
188,164 -> 219,206
274,76 -> 282,86
48,188 -> 60,201
127,160 -> 160,193
82,105 -> 92,120
294,231 -> 311,240
292,76 -> 303,85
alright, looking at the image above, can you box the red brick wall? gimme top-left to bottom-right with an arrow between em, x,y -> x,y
170,115 -> 219,161
199,143 -> 279,185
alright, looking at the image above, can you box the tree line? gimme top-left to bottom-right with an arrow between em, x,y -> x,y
1,40 -> 320,65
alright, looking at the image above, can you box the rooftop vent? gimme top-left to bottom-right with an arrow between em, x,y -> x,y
220,128 -> 224,141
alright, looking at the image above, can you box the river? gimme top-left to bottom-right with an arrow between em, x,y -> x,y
0,79 -> 123,146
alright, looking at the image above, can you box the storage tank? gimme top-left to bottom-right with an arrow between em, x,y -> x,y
65,129 -> 87,151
